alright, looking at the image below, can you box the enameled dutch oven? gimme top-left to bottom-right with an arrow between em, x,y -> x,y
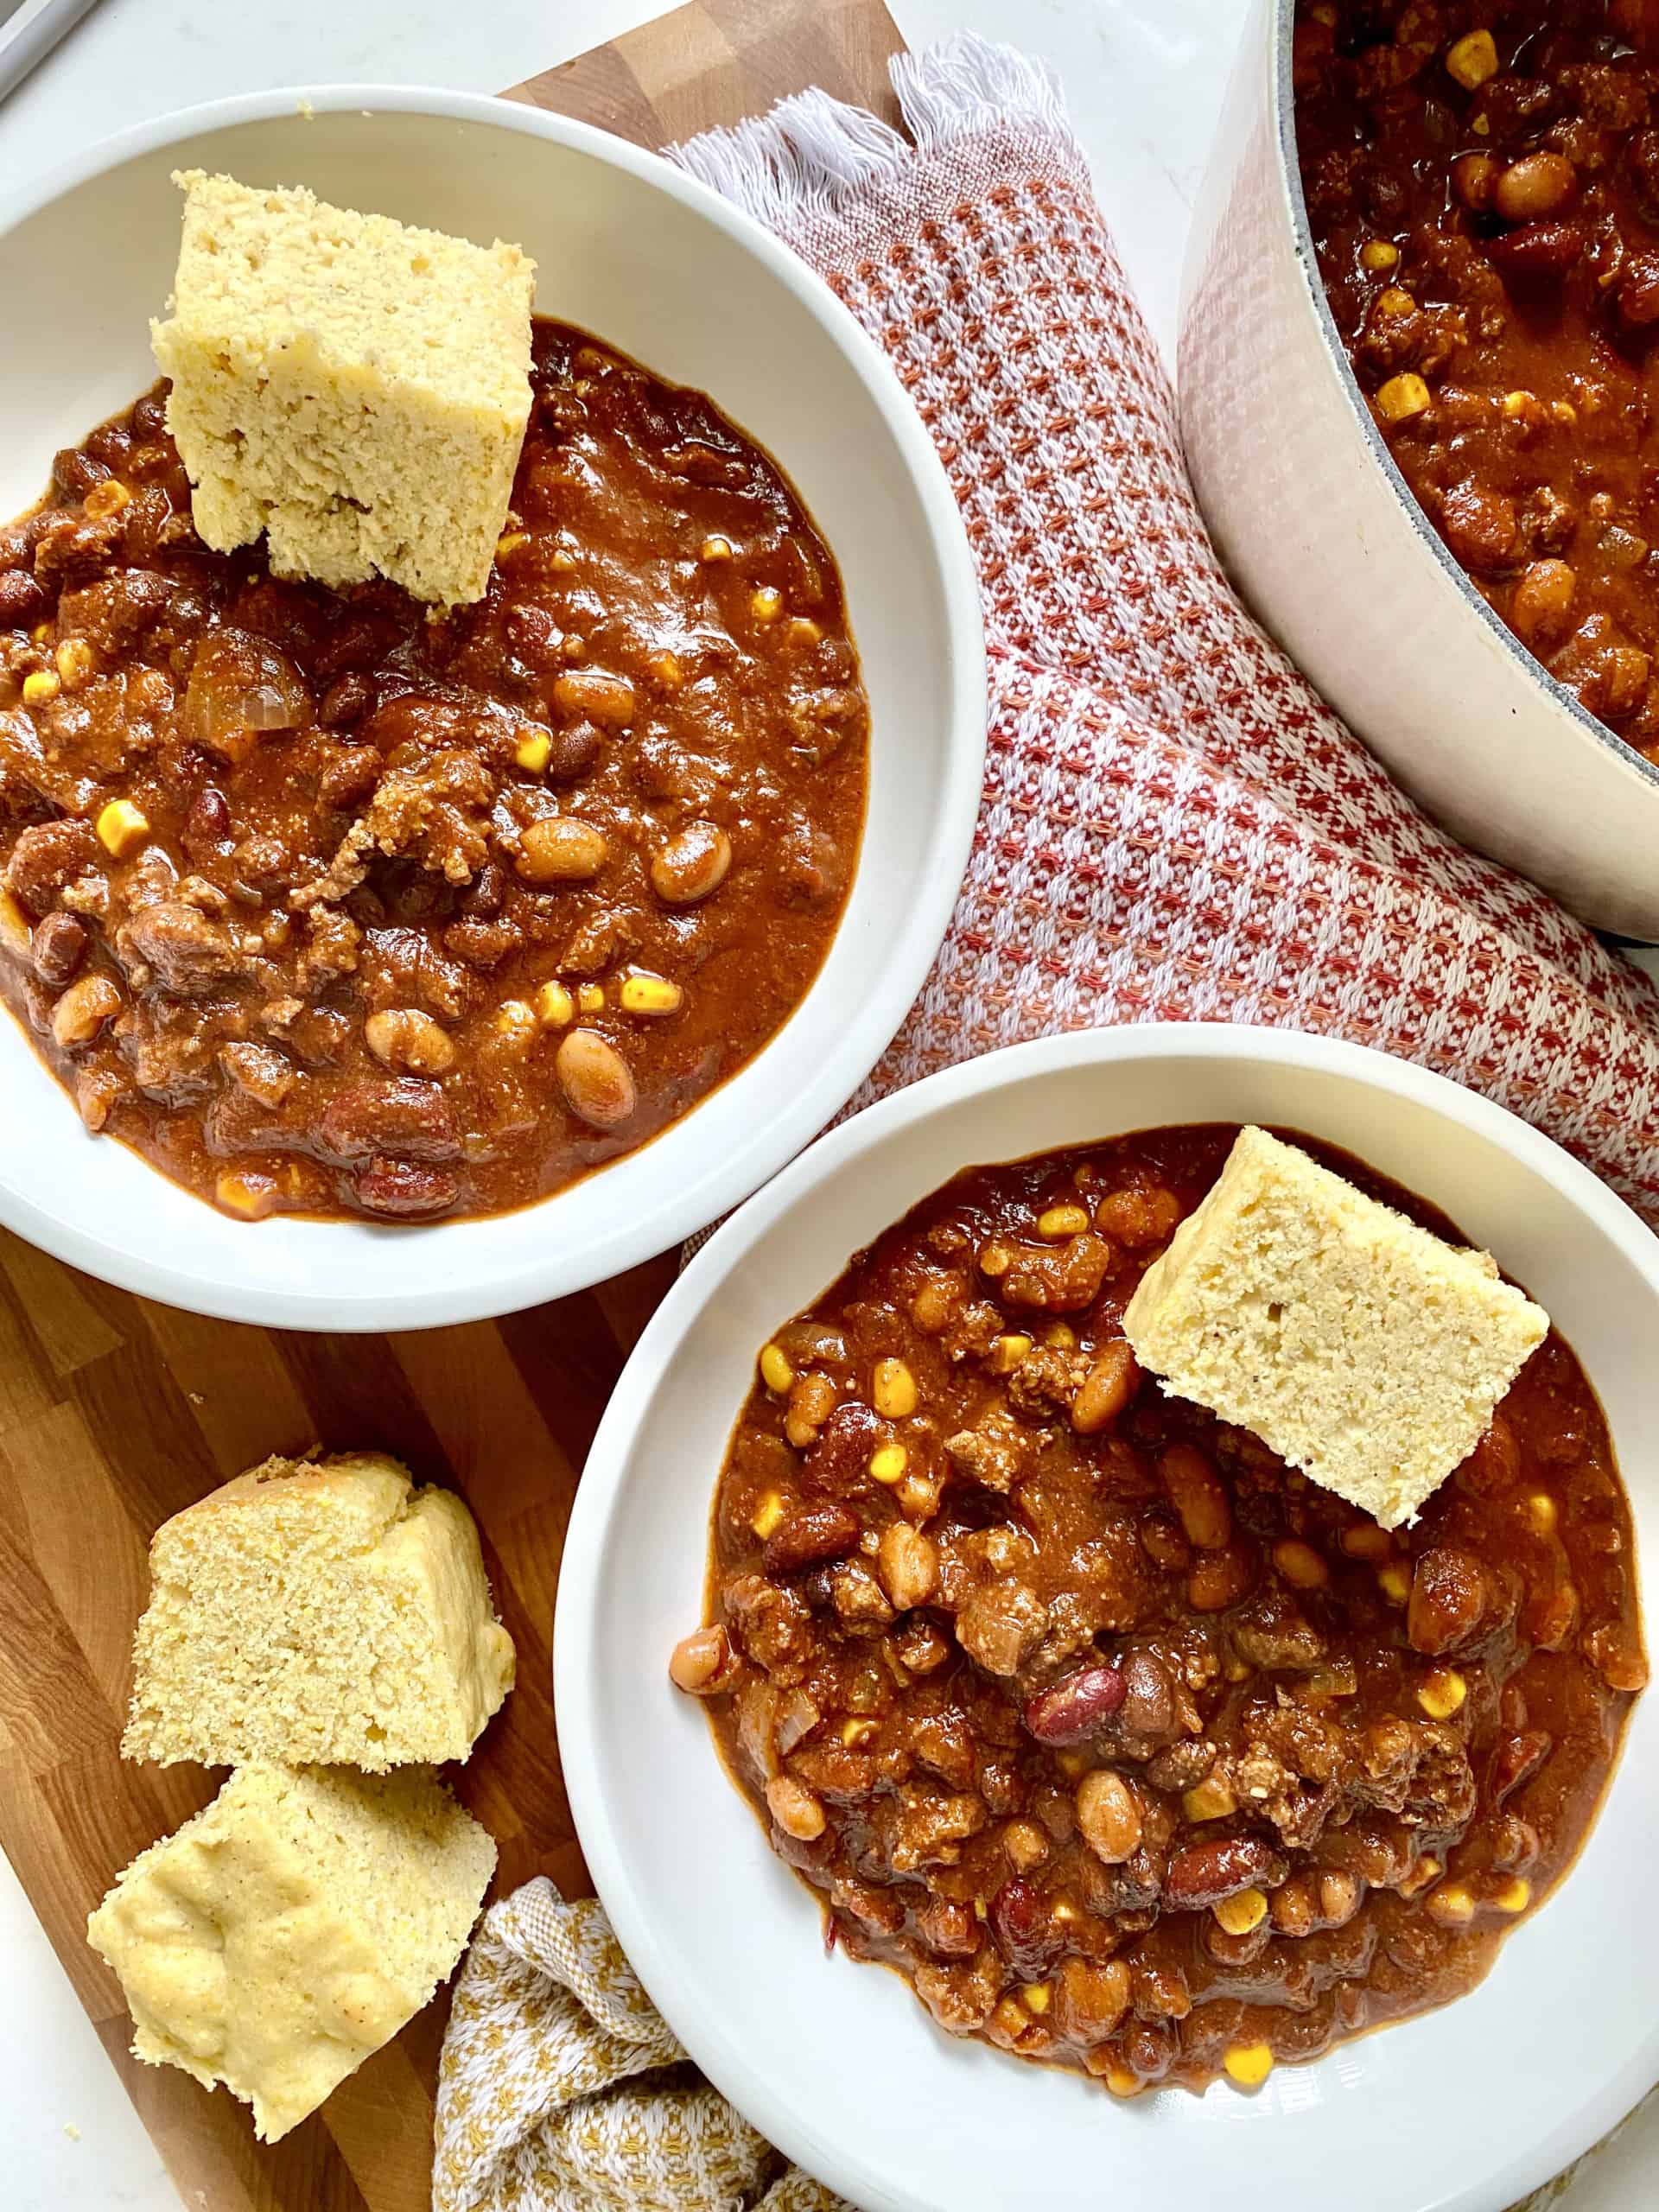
1179,0 -> 1659,942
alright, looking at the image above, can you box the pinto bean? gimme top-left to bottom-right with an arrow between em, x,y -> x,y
1021,1663 -> 1127,1746
1160,1443 -> 1231,1549
1071,1342 -> 1141,1433
763,1503 -> 859,1576
517,815 -> 608,883
876,1522 -> 938,1611
1164,1835 -> 1287,1910
652,820 -> 732,906
555,1027 -> 636,1129
669,1624 -> 735,1694
1077,1770 -> 1143,1864
1407,1546 -> 1490,1655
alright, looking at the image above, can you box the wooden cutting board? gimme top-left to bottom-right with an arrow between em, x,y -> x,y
0,4 -> 902,2209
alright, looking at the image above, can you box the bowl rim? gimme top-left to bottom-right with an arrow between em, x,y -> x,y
555,1017 -> 1659,2212
0,84 -> 986,1330
1265,0 -> 1659,827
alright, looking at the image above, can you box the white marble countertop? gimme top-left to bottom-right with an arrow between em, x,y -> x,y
1,1 -> 1653,2205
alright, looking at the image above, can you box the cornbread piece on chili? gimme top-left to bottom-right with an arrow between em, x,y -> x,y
1122,1125 -> 1548,1529
87,1765 -> 494,2141
150,170 -> 534,603
122,1453 -> 515,1770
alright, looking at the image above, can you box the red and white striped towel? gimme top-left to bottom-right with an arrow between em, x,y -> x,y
674,36 -> 1659,1230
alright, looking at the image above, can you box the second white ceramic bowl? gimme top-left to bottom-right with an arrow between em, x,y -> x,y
1179,0 -> 1659,940
556,1023 -> 1659,2212
0,88 -> 984,1328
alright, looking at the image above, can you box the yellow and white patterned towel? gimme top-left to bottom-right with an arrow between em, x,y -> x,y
433,1878 -> 850,2212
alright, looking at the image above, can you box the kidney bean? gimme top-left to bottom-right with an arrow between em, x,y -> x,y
30,912 -> 86,988
803,1400 -> 885,1491
764,1503 -> 859,1576
319,671 -> 375,728
0,569 -> 46,628
183,785 -> 232,857
555,1027 -> 636,1129
317,1077 -> 459,1162
1484,219 -> 1584,279
353,1156 -> 460,1217
1491,1729 -> 1553,1805
988,1877 -> 1062,1980
1021,1663 -> 1127,1746
1164,1835 -> 1287,1910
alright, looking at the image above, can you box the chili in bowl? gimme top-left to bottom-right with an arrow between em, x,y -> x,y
556,1026 -> 1659,2212
0,91 -> 984,1327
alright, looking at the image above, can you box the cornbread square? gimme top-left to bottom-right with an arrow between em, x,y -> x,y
122,1452 -> 515,1770
151,170 -> 534,604
1122,1125 -> 1549,1529
86,1765 -> 494,2142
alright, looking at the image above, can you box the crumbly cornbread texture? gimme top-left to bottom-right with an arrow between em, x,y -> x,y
122,1452 -> 515,1770
1122,1125 -> 1549,1529
86,1765 -> 494,2141
150,170 -> 534,603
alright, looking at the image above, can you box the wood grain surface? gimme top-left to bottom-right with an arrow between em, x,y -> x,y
0,3 -> 904,2209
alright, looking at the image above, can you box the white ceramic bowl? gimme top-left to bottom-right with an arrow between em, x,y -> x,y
1179,0 -> 1659,941
0,89 -> 983,1330
557,1023 -> 1659,2212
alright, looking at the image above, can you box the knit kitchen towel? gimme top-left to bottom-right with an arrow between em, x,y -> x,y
669,34 -> 1659,1229
433,1878 -> 851,2212
432,34 -> 1657,2212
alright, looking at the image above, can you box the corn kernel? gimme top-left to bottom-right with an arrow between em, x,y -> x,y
214,1171 -> 276,1221
1376,286 -> 1416,317
750,585 -> 783,623
1102,2065 -> 1141,2097
873,1357 -> 918,1418
700,534 -> 734,563
1400,1855 -> 1441,1899
1359,239 -> 1400,271
1495,1876 -> 1531,1914
650,651 -> 683,689
1183,1778 -> 1238,1823
535,980 -> 575,1027
842,1718 -> 876,1747
29,621 -> 52,646
1224,2043 -> 1274,2089
1043,1322 -> 1077,1349
515,729 -> 552,773
21,670 -> 60,706
1376,373 -> 1432,423
82,478 -> 130,518
578,982 -> 606,1014
1213,1887 -> 1268,1936
96,798 -> 149,857
493,1000 -> 537,1046
1527,1492 -> 1558,1535
0,887 -> 29,957
1502,390 -> 1537,419
1446,28 -> 1498,91
496,531 -> 529,559
1427,1881 -> 1476,1926
988,1332 -> 1033,1373
1021,1982 -> 1052,2015
55,638 -> 96,690
1051,1899 -> 1079,1924
869,1444 -> 909,1485
978,1239 -> 1012,1278
1055,1749 -> 1090,1780
1551,399 -> 1578,427
1417,1667 -> 1467,1719
1037,1203 -> 1090,1239
785,617 -> 822,648
759,1343 -> 794,1394
549,547 -> 576,573
1224,1658 -> 1253,1684
1472,112 -> 1491,135
751,1491 -> 787,1540
990,1997 -> 1031,2043
619,969 -> 684,1018
1377,1560 -> 1414,1605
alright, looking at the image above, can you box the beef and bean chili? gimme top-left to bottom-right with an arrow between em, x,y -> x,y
672,1124 -> 1644,2095
1295,0 -> 1659,763
0,319 -> 867,1220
